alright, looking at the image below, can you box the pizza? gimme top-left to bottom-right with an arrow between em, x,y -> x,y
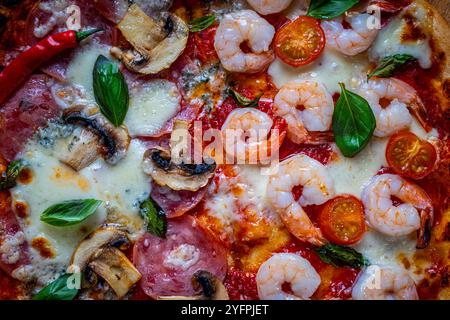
0,0 -> 448,300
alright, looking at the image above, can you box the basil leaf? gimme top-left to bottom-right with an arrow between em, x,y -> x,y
229,89 -> 262,108
189,15 -> 216,32
307,0 -> 360,19
0,159 -> 26,191
367,54 -> 416,79
315,244 -> 368,268
33,273 -> 79,300
140,197 -> 167,238
332,83 -> 375,157
93,55 -> 129,127
41,199 -> 102,227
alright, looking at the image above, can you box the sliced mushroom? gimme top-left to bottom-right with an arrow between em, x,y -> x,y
158,271 -> 229,300
58,129 -> 99,171
69,226 -> 141,299
111,4 -> 188,74
89,247 -> 142,299
63,105 -> 130,166
142,147 -> 216,191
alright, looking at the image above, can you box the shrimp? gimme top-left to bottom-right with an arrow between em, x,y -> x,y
267,154 -> 335,245
352,265 -> 418,300
256,253 -> 321,300
273,80 -> 334,145
361,174 -> 434,249
221,108 -> 284,164
358,78 -> 430,137
321,13 -> 378,56
214,10 -> 275,74
246,0 -> 293,15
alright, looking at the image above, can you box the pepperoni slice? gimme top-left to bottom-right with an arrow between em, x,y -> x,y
133,215 -> 228,298
150,182 -> 208,218
0,75 -> 60,161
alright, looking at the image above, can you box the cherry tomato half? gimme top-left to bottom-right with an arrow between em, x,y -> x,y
274,16 -> 325,67
318,195 -> 366,245
386,131 -> 437,180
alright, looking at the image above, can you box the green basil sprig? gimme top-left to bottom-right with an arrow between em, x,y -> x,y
140,197 -> 167,238
332,83 -> 376,157
189,15 -> 216,32
229,89 -> 262,108
33,273 -> 79,300
367,54 -> 416,79
307,0 -> 360,19
41,199 -> 102,227
0,159 -> 26,191
93,55 -> 129,127
315,244 -> 368,268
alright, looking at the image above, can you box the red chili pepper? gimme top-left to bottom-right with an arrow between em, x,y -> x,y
0,28 -> 102,106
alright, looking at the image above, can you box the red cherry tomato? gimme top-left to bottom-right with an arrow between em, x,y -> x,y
274,16 -> 325,67
318,195 -> 366,245
386,131 -> 437,179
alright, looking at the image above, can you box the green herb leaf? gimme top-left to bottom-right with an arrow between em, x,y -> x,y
332,83 -> 376,157
41,199 -> 102,227
307,0 -> 360,19
367,54 -> 416,79
33,273 -> 79,300
140,197 -> 167,238
189,15 -> 216,32
315,244 -> 368,268
0,159 -> 26,191
229,89 -> 262,108
93,55 -> 129,127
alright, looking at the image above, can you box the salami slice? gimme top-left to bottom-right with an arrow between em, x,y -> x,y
133,215 -> 228,299
150,182 -> 208,218
0,75 -> 60,161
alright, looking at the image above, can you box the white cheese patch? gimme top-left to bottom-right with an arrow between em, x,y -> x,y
268,48 -> 369,94
66,43 -> 112,100
163,244 -> 200,271
126,80 -> 181,137
369,4 -> 432,69
11,139 -> 150,284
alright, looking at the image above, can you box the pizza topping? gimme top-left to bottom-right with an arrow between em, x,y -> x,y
0,160 -> 27,191
40,199 -> 102,227
189,15 -> 216,33
315,243 -> 368,268
332,83 -> 376,157
361,174 -> 434,249
93,55 -> 129,127
150,182 -> 208,219
274,16 -> 325,67
367,54 -> 416,79
63,105 -> 131,166
133,215 -> 227,299
57,130 -> 99,171
0,29 -> 101,105
307,0 -> 360,19
33,273 -> 79,300
69,226 -> 141,298
111,4 -> 188,75
139,197 -> 167,238
386,131 -> 437,179
143,147 -> 216,192
318,195 -> 366,245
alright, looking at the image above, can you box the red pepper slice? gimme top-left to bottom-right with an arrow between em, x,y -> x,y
0,28 -> 102,105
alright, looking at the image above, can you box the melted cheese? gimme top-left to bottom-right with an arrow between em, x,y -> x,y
126,80 -> 181,137
11,139 -> 150,284
269,48 -> 369,94
369,4 -> 432,69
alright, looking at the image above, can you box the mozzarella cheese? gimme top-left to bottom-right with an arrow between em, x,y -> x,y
269,48 -> 369,94
11,139 -> 150,284
126,80 -> 181,137
369,4 -> 432,69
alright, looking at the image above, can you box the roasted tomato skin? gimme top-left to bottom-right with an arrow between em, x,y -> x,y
386,131 -> 437,180
274,16 -> 325,67
318,195 -> 366,245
